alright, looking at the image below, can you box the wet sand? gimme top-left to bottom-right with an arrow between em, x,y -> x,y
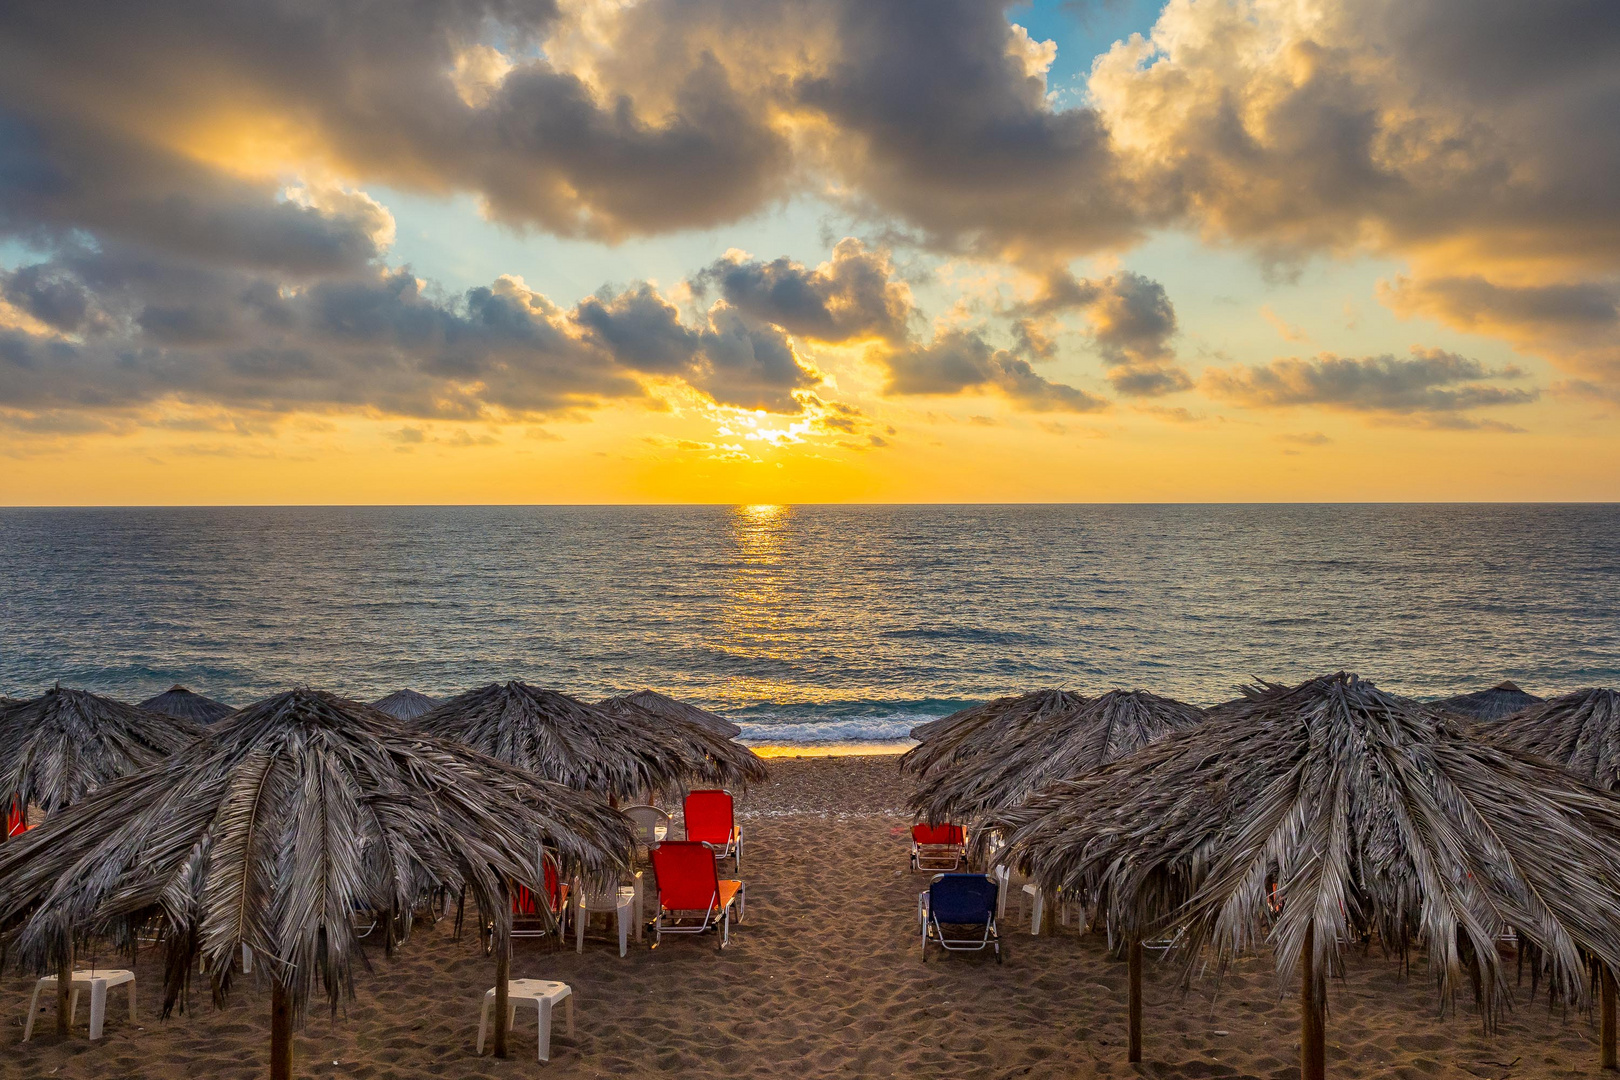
0,755 -> 1606,1079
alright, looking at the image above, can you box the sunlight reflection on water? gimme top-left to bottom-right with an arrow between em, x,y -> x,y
0,504 -> 1616,745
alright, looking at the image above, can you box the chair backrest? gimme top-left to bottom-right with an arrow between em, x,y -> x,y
683,789 -> 735,845
929,874 -> 998,924
623,804 -> 672,845
912,822 -> 965,846
651,841 -> 722,910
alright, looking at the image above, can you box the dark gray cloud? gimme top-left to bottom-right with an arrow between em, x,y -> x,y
0,256 -> 641,419
0,114 -> 391,276
575,285 -> 818,412
791,0 -> 1146,257
1202,349 -> 1538,420
1016,269 -> 1188,396
884,329 -> 1108,412
0,0 -> 790,246
694,239 -> 911,344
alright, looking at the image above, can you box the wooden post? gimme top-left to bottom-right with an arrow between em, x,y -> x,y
1602,962 -> 1617,1071
270,979 -> 293,1080
1301,924 -> 1325,1080
1128,935 -> 1144,1063
56,937 -> 73,1037
494,883 -> 511,1060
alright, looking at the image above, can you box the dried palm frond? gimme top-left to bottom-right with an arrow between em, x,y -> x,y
1434,680 -> 1543,722
912,690 -> 1204,824
597,697 -> 766,792
1487,688 -> 1620,789
0,688 -> 632,1024
899,690 -> 1087,778
421,681 -> 693,800
601,690 -> 742,739
368,689 -> 440,723
993,673 -> 1620,1027
0,686 -> 204,811
139,685 -> 235,725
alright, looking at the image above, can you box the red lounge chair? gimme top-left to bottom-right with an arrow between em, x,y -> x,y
684,789 -> 742,870
650,841 -> 745,950
910,823 -> 966,872
510,851 -> 570,940
5,798 -> 27,840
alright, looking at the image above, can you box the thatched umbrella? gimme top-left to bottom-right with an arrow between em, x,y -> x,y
369,689 -> 440,723
900,689 -> 1087,780
1488,688 -> 1620,789
600,690 -> 742,739
420,681 -> 693,802
139,684 -> 235,724
1435,680 -> 1543,722
910,690 -> 1204,825
597,697 -> 767,792
0,688 -> 632,1073
991,673 -> 1620,1078
0,686 -> 204,813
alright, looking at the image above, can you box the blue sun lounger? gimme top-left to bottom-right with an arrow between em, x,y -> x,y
919,873 -> 1002,963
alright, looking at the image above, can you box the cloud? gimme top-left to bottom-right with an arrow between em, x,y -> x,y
0,241 -> 827,425
882,329 -> 1108,412
575,285 -> 819,413
1203,347 -> 1537,424
1261,305 -> 1309,343
1381,273 -> 1620,388
1017,269 -> 1188,396
694,239 -> 912,344
1278,431 -> 1333,446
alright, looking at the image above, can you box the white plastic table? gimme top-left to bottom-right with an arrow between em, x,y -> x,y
477,979 -> 574,1062
24,969 -> 136,1041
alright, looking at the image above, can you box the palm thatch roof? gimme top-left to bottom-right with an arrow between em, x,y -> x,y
992,674 -> 1620,1039
369,688 -> 440,722
911,690 -> 1204,824
600,690 -> 742,738
1433,680 -> 1543,722
0,686 -> 204,811
597,696 -> 767,790
1488,687 -> 1620,789
420,681 -> 696,800
138,684 -> 235,724
899,689 -> 1087,779
0,688 -> 633,1026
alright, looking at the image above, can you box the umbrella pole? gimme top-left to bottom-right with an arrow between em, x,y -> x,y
1128,935 -> 1143,1063
270,979 -> 293,1080
1602,962 -> 1617,1071
56,937 -> 73,1037
1301,924 -> 1325,1080
494,882 -> 511,1060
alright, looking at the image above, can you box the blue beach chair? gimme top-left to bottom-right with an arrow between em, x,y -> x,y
919,873 -> 1002,963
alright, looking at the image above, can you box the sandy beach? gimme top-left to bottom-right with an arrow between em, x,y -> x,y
0,755 -> 1607,1080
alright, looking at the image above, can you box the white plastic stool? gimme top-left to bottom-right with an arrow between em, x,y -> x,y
477,979 -> 574,1062
575,883 -> 636,956
23,969 -> 136,1041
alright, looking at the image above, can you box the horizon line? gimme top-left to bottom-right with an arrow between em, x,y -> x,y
2,500 -> 1618,510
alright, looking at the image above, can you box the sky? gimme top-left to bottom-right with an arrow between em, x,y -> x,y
1,0 -> 1617,504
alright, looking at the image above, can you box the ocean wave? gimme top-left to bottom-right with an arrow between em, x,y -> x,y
732,711 -> 945,745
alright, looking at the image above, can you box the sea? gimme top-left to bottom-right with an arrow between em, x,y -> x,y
1,504 -> 1616,750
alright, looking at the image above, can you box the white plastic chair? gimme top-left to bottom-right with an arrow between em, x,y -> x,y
477,979 -> 574,1062
23,969 -> 136,1041
574,881 -> 637,956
